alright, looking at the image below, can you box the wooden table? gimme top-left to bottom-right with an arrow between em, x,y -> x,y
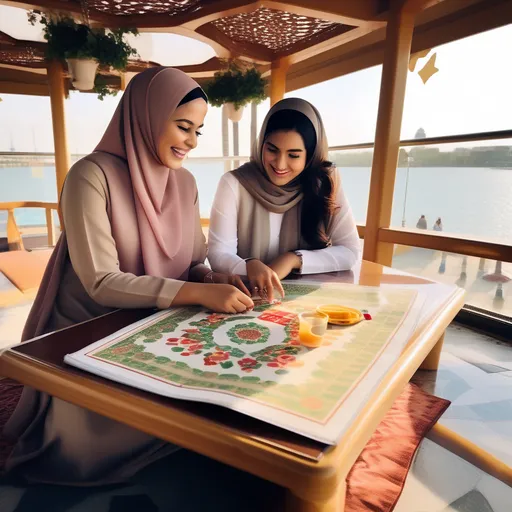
0,261 -> 465,511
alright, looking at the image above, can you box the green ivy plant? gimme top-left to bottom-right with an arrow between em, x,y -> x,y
204,61 -> 267,110
28,11 -> 138,71
93,75 -> 119,101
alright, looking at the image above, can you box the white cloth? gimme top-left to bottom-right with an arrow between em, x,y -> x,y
208,171 -> 361,276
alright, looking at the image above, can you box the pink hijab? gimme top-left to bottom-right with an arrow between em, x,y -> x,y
95,66 -> 204,278
22,67 -> 204,340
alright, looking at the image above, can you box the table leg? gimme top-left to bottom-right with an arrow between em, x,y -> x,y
420,332 -> 445,371
285,479 -> 346,512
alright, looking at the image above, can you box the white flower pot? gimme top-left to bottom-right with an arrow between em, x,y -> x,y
225,102 -> 243,122
66,58 -> 99,91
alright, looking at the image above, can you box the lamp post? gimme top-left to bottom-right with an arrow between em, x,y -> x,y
401,154 -> 412,227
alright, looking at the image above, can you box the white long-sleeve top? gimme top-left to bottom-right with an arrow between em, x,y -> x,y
208,170 -> 361,276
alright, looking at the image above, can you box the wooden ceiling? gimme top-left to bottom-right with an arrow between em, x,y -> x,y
0,0 -> 511,96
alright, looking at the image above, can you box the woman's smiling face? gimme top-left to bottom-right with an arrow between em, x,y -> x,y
157,98 -> 208,169
261,130 -> 307,186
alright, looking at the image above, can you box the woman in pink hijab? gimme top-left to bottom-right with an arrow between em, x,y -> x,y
4,67 -> 253,485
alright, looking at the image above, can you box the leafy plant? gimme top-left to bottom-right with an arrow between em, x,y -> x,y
93,75 -> 119,101
28,11 -> 138,70
204,61 -> 267,110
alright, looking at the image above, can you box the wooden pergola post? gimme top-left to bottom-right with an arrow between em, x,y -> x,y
363,0 -> 426,265
270,58 -> 289,106
47,60 -> 71,200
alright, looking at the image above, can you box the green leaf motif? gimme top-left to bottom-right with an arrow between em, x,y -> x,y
218,374 -> 240,380
154,356 -> 171,364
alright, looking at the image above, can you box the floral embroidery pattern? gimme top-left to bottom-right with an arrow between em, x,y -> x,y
227,322 -> 270,345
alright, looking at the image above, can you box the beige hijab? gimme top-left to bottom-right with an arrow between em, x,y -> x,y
232,98 -> 332,262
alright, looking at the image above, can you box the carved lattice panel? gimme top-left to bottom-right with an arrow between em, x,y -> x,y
0,49 -> 46,67
211,7 -> 344,53
88,0 -> 203,16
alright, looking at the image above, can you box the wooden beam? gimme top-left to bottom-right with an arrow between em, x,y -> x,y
263,0 -> 385,26
270,57 -> 289,106
286,25 -> 378,66
45,207 -> 56,246
6,209 -> 23,251
362,0 -> 418,265
0,81 -> 49,96
379,228 -> 512,263
47,60 -> 70,199
0,201 -> 59,210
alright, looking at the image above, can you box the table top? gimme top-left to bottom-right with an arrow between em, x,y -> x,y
0,260 -> 465,502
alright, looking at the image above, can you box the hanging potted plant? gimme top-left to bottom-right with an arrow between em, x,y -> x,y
28,11 -> 138,93
204,61 -> 267,122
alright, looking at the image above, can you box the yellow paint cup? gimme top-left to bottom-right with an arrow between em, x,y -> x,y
299,311 -> 329,348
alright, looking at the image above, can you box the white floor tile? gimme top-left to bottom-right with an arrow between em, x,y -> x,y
394,439 -> 483,512
477,473 -> 512,512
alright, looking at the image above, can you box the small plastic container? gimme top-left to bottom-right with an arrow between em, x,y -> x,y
298,311 -> 329,348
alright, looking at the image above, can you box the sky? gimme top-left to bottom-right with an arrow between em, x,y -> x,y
0,6 -> 511,157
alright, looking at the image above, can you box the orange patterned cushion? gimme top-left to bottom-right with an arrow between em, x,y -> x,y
345,383 -> 450,512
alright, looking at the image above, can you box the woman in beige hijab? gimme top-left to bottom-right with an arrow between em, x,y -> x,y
4,67 -> 252,485
208,98 -> 360,301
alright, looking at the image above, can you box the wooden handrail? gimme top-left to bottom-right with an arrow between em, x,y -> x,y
0,201 -> 59,210
378,227 -> 512,263
0,201 -> 59,249
329,128 -> 512,152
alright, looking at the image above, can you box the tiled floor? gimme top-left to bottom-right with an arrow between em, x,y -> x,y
412,324 -> 512,467
400,324 -> 512,511
395,439 -> 512,512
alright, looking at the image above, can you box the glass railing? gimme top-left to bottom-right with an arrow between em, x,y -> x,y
2,135 -> 511,321
0,153 -> 249,228
392,246 -> 511,319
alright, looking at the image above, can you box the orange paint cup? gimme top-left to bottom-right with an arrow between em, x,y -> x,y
298,311 -> 329,348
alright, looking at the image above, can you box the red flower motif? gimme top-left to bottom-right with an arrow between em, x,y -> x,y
241,368 -> 253,373
206,313 -> 228,324
180,338 -> 196,345
183,328 -> 200,334
238,357 -> 258,369
188,343 -> 203,351
277,355 -> 296,365
204,359 -> 217,366
181,352 -> 191,357
209,351 -> 229,362
166,337 -> 179,345
267,362 -> 279,368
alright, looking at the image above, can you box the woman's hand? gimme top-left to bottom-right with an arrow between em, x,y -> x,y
172,283 -> 253,313
200,284 -> 254,313
209,272 -> 251,297
269,252 -> 302,280
246,259 -> 285,302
